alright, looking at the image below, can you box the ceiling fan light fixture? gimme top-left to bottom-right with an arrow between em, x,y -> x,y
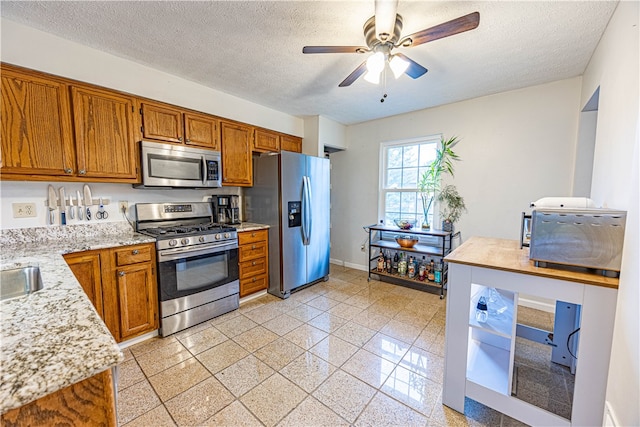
389,54 -> 409,78
366,51 -> 386,74
363,70 -> 382,85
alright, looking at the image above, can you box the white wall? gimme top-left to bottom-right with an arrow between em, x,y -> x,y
0,18 -> 302,230
580,2 -> 640,425
319,116 -> 347,151
331,77 -> 583,269
0,19 -> 303,137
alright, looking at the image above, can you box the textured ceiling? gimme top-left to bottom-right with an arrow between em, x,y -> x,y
1,1 -> 617,125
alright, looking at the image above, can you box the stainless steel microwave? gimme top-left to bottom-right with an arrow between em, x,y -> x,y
135,141 -> 222,188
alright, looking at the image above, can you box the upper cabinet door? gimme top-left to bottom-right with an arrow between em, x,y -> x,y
280,134 -> 302,153
220,121 -> 253,187
254,128 -> 280,153
184,112 -> 219,150
140,102 -> 184,144
71,85 -> 138,180
1,66 -> 76,176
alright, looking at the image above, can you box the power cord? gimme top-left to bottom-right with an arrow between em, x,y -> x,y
121,205 -> 136,231
567,327 -> 580,359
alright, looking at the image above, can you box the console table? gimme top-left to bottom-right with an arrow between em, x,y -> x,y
442,237 -> 618,426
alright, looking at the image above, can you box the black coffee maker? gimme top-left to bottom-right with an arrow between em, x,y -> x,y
212,195 -> 241,224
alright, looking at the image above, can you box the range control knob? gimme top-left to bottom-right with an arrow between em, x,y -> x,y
199,236 -> 205,243
181,238 -> 189,245
168,239 -> 178,247
215,233 -> 222,240
224,232 -> 230,239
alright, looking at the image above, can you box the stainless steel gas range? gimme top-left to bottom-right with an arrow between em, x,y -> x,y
135,202 -> 239,337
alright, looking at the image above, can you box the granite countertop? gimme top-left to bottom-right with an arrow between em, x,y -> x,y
444,236 -> 619,289
235,222 -> 270,232
0,222 -> 156,414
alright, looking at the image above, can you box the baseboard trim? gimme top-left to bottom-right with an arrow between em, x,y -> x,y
119,330 -> 159,349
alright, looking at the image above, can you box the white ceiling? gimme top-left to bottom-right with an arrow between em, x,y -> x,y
1,1 -> 617,125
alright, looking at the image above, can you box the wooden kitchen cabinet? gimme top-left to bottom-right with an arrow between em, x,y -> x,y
0,369 -> 117,427
71,85 -> 138,180
0,64 -> 76,178
238,229 -> 269,297
140,100 -> 219,149
1,64 -> 139,182
220,120 -> 253,186
253,128 -> 280,152
280,134 -> 302,153
64,251 -> 104,318
64,243 -> 158,343
103,244 -> 158,342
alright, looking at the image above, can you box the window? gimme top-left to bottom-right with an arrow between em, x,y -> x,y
379,135 -> 440,227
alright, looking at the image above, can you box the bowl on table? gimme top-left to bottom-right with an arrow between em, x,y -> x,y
396,236 -> 419,248
394,219 -> 416,230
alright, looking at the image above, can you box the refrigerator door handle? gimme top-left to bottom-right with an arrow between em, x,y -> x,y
302,176 -> 311,245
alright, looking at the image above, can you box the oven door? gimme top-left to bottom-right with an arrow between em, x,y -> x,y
157,241 -> 238,302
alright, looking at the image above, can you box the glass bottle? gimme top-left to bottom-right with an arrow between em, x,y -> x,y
408,256 -> 416,279
377,249 -> 385,272
434,261 -> 442,284
476,296 -> 488,323
392,252 -> 399,274
385,250 -> 392,273
418,257 -> 426,281
398,253 -> 407,276
427,259 -> 435,281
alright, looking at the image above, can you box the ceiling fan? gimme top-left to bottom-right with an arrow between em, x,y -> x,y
303,0 -> 480,87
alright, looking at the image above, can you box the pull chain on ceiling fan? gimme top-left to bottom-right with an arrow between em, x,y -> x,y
303,0 -> 480,88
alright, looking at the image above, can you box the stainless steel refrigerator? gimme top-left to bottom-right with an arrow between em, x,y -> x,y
245,151 -> 330,298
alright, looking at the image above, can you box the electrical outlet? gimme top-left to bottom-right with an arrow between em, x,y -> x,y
118,201 -> 128,213
12,203 -> 37,218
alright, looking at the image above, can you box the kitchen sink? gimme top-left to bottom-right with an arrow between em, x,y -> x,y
1,266 -> 44,301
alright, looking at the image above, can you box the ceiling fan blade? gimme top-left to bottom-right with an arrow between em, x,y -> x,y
395,53 -> 428,79
339,61 -> 368,87
403,11 -> 480,47
303,46 -> 368,54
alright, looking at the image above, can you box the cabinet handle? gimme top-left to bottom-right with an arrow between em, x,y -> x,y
64,168 -> 73,174
79,169 -> 86,175
178,137 -> 183,142
186,138 -> 191,143
251,233 -> 256,237
252,245 -> 256,250
252,277 -> 257,282
252,261 -> 256,266
119,271 -> 125,277
132,249 -> 139,255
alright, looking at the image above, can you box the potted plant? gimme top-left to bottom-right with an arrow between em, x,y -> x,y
437,184 -> 467,231
417,136 -> 461,229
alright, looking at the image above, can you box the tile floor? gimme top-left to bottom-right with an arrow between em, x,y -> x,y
117,266 -> 548,426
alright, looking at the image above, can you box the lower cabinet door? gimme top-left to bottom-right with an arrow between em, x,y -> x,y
114,263 -> 158,341
64,251 -> 104,319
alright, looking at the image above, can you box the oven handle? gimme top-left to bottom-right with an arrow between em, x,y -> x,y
158,241 -> 238,262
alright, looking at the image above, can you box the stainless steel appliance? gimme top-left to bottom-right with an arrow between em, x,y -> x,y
135,202 -> 239,336
245,152 -> 330,299
211,195 -> 241,224
529,207 -> 627,277
135,141 -> 221,188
